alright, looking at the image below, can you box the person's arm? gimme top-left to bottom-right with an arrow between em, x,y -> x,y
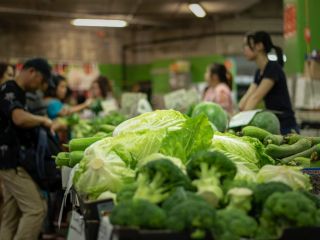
242,79 -> 275,111
12,108 -> 52,128
67,98 -> 92,115
239,83 -> 257,110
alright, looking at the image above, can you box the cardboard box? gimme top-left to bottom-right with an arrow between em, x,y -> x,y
304,60 -> 320,80
294,77 -> 320,109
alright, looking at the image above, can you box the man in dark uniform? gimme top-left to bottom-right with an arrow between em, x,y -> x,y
0,58 -> 54,240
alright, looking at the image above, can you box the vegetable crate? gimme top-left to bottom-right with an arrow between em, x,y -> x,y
302,168 -> 320,195
280,227 -> 320,240
110,227 -> 320,240
111,227 -> 213,240
73,189 -> 114,240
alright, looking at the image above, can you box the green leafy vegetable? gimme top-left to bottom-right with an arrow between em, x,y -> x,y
256,165 -> 311,190
113,110 -> 186,136
211,133 -> 274,170
159,114 -> 214,163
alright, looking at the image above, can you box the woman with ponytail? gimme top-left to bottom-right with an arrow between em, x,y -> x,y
203,63 -> 233,114
239,31 -> 298,134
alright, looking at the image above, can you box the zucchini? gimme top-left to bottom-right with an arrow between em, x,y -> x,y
242,126 -> 271,142
280,144 -> 320,164
98,124 -> 115,133
265,138 -> 312,159
55,152 -> 70,167
69,151 -> 84,167
93,132 -> 111,138
291,157 -> 310,168
69,136 -> 103,152
284,134 -> 303,145
284,134 -> 320,146
309,137 -> 320,146
263,134 -> 284,146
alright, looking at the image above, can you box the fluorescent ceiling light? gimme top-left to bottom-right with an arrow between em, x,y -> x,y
188,3 -> 206,18
71,19 -> 127,28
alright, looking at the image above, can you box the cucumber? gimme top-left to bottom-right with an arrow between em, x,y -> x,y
280,144 -> 320,164
263,134 -> 284,145
69,136 -> 103,152
55,152 -> 70,167
69,151 -> 84,167
242,126 -> 271,142
265,138 -> 312,159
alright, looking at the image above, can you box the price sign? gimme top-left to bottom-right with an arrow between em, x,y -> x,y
229,110 -> 262,128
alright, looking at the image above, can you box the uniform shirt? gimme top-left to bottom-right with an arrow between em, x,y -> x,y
254,61 -> 297,129
0,80 -> 26,168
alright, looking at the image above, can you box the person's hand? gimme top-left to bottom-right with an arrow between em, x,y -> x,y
41,117 -> 53,128
60,107 -> 71,116
51,119 -> 68,133
84,98 -> 93,107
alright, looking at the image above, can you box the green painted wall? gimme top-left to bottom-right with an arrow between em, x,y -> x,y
127,64 -> 152,84
98,64 -> 122,97
98,54 -> 226,95
284,0 -> 320,75
189,55 -> 225,82
150,59 -> 173,94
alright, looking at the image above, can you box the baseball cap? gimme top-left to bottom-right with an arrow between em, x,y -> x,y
23,58 -> 54,87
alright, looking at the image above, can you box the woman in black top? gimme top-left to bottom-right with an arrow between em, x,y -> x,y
239,31 -> 298,135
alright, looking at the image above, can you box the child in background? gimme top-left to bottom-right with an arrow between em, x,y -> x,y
45,75 -> 92,119
203,63 -> 233,114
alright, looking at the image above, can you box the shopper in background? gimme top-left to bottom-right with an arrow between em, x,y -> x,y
0,58 -> 53,240
0,62 -> 15,85
87,75 -> 118,116
90,75 -> 113,99
203,63 -> 233,114
45,74 -> 92,119
239,31 -> 298,134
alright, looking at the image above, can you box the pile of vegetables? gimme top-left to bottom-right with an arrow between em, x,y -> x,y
57,111 -> 127,138
110,151 -> 319,240
54,107 -> 320,239
241,125 -> 320,168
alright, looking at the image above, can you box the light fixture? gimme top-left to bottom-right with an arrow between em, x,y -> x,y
188,3 -> 206,18
71,19 -> 127,28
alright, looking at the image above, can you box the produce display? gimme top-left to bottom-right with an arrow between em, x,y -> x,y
55,108 -> 320,240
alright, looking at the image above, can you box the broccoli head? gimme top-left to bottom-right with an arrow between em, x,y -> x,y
161,187 -> 205,212
226,187 -> 253,213
299,189 -> 320,208
187,150 -> 237,206
258,191 -> 320,239
133,159 -> 194,204
116,183 -> 137,203
110,198 -> 166,229
166,198 -> 217,239
252,181 -> 292,216
214,208 -> 258,240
